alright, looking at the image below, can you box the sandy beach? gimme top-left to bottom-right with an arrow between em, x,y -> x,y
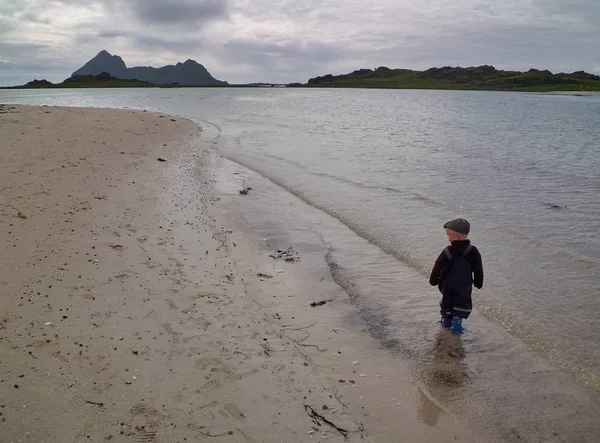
0,104 -> 480,443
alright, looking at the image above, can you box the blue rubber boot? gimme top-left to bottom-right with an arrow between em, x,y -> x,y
441,316 -> 452,328
451,316 -> 464,334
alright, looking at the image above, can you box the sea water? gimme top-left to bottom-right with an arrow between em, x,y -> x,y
3,87 -> 599,441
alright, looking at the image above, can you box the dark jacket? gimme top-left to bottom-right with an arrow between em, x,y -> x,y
430,240 -> 483,319
429,239 -> 484,289
429,240 -> 483,289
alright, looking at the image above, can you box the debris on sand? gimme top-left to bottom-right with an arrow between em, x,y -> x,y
270,246 -> 300,262
17,211 -> 28,219
157,157 -> 167,162
239,186 -> 252,195
304,404 -> 348,437
310,300 -> 329,307
257,273 -> 274,279
86,401 -> 104,407
545,202 -> 566,209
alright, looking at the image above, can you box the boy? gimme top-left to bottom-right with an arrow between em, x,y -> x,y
429,218 -> 483,334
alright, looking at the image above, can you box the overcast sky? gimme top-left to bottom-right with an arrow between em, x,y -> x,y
0,0 -> 598,86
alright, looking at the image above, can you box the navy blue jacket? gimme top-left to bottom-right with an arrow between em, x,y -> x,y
429,240 -> 484,289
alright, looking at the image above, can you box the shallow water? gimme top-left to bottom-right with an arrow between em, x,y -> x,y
3,87 -> 600,441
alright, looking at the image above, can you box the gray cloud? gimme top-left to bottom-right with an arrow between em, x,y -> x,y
20,12 -> 51,24
215,39 -> 347,83
0,42 -> 78,86
533,0 -> 600,27
134,0 -> 227,25
0,0 -> 599,86
105,0 -> 229,27
134,35 -> 206,53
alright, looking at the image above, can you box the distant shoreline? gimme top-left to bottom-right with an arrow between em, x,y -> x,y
535,90 -> 600,96
3,84 -> 600,93
3,64 -> 600,92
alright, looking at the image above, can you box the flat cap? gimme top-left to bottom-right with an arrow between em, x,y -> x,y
443,218 -> 470,235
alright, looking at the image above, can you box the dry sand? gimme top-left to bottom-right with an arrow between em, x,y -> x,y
0,104 -> 479,443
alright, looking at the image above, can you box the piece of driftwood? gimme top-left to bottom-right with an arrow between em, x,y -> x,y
197,428 -> 234,438
86,400 -> 104,407
304,404 -> 348,437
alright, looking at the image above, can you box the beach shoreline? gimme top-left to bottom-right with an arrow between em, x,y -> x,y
0,105 -> 477,442
536,90 -> 600,95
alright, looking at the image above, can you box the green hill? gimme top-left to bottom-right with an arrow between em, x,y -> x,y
305,66 -> 600,91
6,72 -> 156,89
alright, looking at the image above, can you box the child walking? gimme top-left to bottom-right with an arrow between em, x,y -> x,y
429,218 -> 484,334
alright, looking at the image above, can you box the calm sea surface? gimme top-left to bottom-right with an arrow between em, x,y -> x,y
2,88 -> 599,441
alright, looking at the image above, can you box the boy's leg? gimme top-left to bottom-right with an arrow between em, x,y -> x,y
440,291 -> 454,327
450,292 -> 472,334
451,316 -> 464,334
441,316 -> 453,328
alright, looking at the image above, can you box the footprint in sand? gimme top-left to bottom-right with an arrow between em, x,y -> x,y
162,323 -> 183,344
227,369 -> 259,381
120,403 -> 163,443
195,357 -> 232,374
223,403 -> 246,420
194,378 -> 221,395
92,382 -> 113,394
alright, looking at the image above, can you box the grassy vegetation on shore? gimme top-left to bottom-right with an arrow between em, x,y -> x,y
2,72 -> 155,89
4,65 -> 600,92
305,66 -> 600,92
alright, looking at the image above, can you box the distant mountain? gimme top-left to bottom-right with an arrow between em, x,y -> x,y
72,50 -> 227,86
74,50 -> 127,78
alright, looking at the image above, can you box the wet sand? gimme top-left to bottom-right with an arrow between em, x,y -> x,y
0,104 -> 480,442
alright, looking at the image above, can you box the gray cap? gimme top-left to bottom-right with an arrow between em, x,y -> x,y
443,218 -> 470,235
